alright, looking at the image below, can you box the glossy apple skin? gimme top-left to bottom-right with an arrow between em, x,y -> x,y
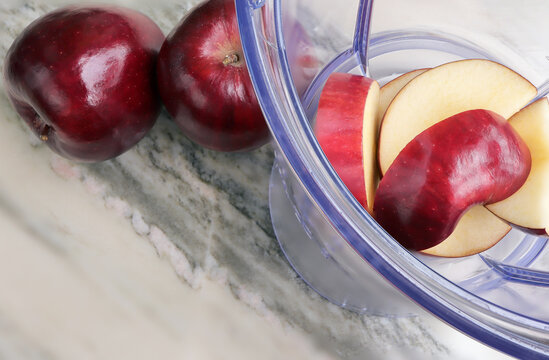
3,6 -> 164,162
374,110 -> 531,251
315,73 -> 375,210
156,0 -> 268,152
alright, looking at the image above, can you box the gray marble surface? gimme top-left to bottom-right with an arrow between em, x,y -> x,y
0,1 -> 514,359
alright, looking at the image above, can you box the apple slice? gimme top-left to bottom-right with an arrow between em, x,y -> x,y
378,69 -> 428,122
420,205 -> 513,257
379,59 -> 537,175
376,59 -> 536,257
314,73 -> 380,214
487,98 -> 549,231
374,109 -> 531,251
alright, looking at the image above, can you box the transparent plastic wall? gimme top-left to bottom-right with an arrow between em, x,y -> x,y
236,0 -> 549,357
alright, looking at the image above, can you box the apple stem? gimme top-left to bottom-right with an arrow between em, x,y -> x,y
32,116 -> 51,142
222,53 -> 240,66
39,125 -> 51,142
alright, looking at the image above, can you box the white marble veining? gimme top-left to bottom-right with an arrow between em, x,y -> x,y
0,1 -> 518,359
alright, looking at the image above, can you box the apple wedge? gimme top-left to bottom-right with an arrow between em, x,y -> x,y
377,68 -> 510,256
374,110 -> 531,251
314,73 -> 380,214
378,69 -> 428,122
487,98 -> 549,231
379,59 -> 537,175
428,99 -> 549,256
376,59 -> 536,257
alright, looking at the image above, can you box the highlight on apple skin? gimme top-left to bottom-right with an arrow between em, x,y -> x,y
373,109 -> 531,251
314,72 -> 380,214
378,68 -> 428,123
3,5 -> 165,162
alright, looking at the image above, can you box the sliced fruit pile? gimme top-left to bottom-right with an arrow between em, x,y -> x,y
314,59 -> 547,257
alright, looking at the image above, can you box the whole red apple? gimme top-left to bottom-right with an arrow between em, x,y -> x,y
156,0 -> 268,152
374,109 -> 531,251
3,5 -> 165,162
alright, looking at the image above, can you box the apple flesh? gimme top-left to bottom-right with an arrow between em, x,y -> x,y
314,73 -> 380,213
374,109 -> 531,251
421,205 -> 513,257
3,5 -> 164,162
378,69 -> 427,123
156,0 -> 267,152
487,98 -> 549,232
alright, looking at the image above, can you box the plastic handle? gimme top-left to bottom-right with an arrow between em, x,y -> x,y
353,0 -> 374,76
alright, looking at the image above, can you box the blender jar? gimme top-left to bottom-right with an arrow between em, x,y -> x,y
236,0 -> 549,358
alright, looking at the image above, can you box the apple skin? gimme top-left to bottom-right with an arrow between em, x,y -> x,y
3,5 -> 165,162
156,0 -> 269,152
374,109 -> 531,251
314,73 -> 379,213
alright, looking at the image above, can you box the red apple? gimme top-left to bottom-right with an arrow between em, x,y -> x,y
157,0 -> 317,152
156,0 -> 267,152
374,109 -> 531,251
3,5 -> 165,162
422,205 -> 512,257
314,73 -> 380,214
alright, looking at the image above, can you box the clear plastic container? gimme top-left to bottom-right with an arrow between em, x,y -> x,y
236,0 -> 549,358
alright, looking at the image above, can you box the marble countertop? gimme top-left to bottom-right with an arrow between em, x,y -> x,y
0,1 -> 520,359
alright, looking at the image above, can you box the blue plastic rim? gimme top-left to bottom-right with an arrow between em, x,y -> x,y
235,0 -> 549,358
